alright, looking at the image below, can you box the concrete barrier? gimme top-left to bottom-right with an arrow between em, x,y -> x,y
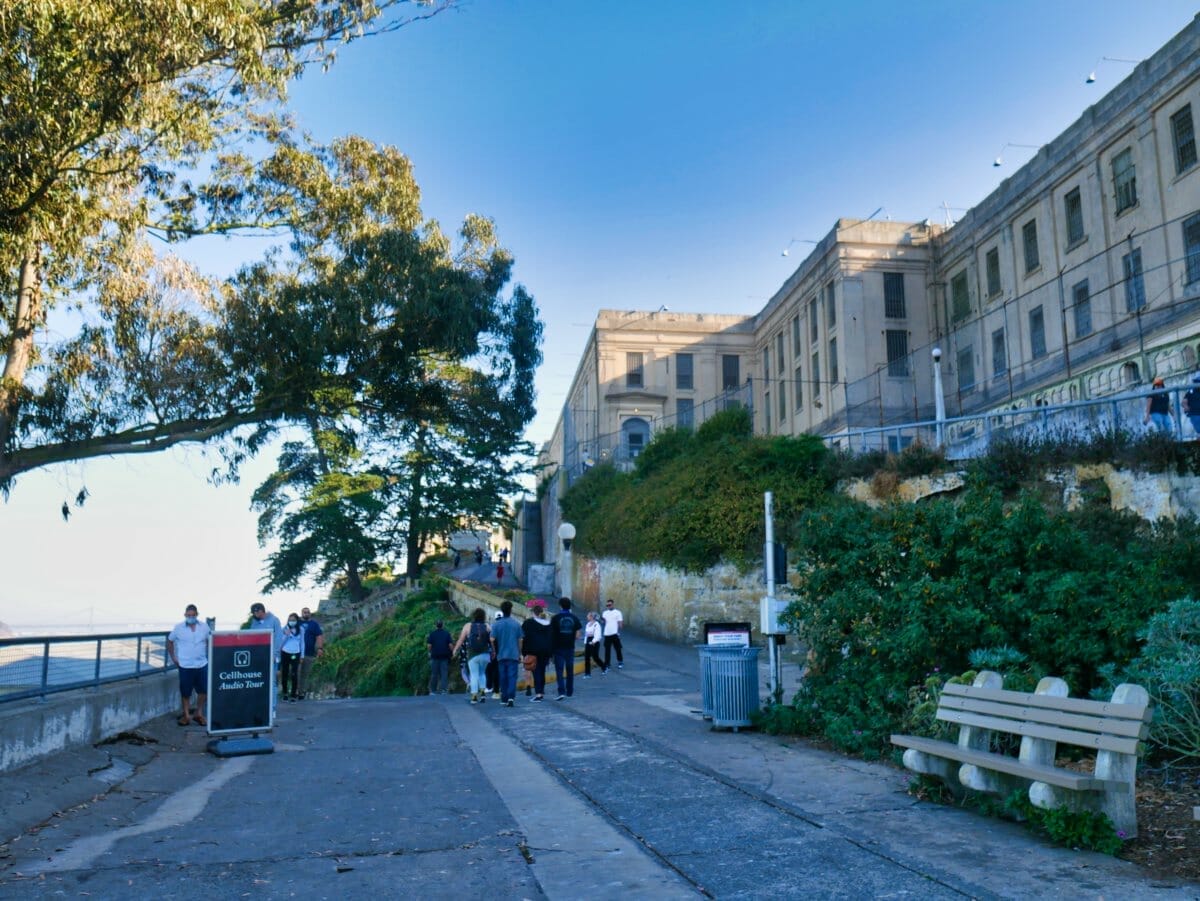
0,672 -> 177,773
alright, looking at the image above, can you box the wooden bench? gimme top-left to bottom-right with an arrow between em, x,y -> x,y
891,670 -> 1152,837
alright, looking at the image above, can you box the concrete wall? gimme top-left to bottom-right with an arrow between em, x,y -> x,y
0,672 -> 177,774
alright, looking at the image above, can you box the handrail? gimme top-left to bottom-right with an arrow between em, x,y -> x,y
0,631 -> 173,704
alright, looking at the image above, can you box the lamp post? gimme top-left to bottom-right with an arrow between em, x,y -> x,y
557,522 -> 576,598
932,347 -> 946,448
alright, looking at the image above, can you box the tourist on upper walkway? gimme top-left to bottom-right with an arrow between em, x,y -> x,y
1145,377 -> 1174,434
491,601 -> 522,707
452,608 -> 492,704
582,611 -> 605,677
167,603 -> 210,727
550,597 -> 581,700
279,614 -> 303,701
426,619 -> 453,695
520,599 -> 554,701
297,606 -> 324,700
1184,374 -> 1200,439
602,599 -> 625,670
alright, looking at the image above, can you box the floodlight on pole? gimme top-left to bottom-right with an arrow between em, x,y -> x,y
781,238 -> 818,257
993,143 -> 1041,167
1086,56 -> 1140,84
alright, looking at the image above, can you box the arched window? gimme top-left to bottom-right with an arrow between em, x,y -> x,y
1121,362 -> 1141,386
622,417 -> 650,459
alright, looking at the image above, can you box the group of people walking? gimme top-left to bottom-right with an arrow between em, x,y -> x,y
426,597 -> 625,704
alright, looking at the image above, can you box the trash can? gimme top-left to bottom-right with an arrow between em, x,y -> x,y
696,645 -> 715,720
709,646 -> 761,731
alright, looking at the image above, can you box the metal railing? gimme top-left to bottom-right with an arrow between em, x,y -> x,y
0,631 -> 172,704
824,386 -> 1192,459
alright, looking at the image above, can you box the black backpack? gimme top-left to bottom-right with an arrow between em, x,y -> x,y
468,622 -> 490,653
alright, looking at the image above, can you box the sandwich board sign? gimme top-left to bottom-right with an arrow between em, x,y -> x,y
206,631 -> 274,755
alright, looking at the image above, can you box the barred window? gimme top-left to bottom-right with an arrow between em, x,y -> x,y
676,398 -> 694,430
883,273 -> 906,318
1022,219 -> 1040,273
722,354 -> 740,389
957,345 -> 975,391
1123,248 -> 1146,312
825,282 -> 836,328
992,328 -> 1007,377
1030,306 -> 1047,359
1064,188 -> 1085,246
791,315 -> 801,356
951,270 -> 970,322
885,330 -> 909,377
828,337 -> 838,384
1112,148 -> 1137,213
762,346 -> 770,380
777,379 -> 787,422
675,353 -> 693,390
1172,104 -> 1197,174
985,247 -> 1001,297
626,352 -> 643,388
794,364 -> 803,412
1185,213 -> 1200,284
1073,279 -> 1092,337
776,331 -> 785,369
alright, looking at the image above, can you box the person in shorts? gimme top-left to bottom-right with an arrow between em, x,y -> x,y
167,604 -> 211,726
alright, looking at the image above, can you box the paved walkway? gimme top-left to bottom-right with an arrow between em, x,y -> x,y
0,633 -> 1195,899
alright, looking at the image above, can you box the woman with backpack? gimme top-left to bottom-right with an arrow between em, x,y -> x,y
452,608 -> 493,704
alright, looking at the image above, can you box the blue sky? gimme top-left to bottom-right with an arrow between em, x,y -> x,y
3,1 -> 1197,632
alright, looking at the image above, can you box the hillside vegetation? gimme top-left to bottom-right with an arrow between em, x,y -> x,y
559,413 -> 1200,769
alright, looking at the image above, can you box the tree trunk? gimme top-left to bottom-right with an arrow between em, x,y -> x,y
344,560 -> 366,602
0,247 -> 42,463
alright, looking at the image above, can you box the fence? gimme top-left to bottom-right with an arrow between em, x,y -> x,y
825,385 -> 1192,459
0,631 -> 172,704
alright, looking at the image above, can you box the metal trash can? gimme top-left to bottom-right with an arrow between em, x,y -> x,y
696,645 -> 715,720
709,646 -> 761,731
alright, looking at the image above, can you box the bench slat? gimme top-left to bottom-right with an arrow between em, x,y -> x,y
938,695 -> 1150,739
941,682 -> 1150,722
936,708 -> 1141,755
890,734 -> 1123,791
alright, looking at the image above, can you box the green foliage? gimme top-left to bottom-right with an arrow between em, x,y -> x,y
310,579 -> 460,697
695,405 -> 753,442
1100,598 -> 1200,761
972,791 -> 1123,854
561,427 -> 830,571
779,488 -> 1199,756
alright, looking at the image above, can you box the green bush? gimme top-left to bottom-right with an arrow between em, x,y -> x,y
780,488 -> 1195,756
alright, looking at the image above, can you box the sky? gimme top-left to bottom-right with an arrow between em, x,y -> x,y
2,0 -> 1198,633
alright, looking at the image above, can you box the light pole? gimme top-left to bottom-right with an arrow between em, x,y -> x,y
557,522 -> 576,598
932,347 -> 946,448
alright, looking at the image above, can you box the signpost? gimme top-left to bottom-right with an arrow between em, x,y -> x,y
206,631 -> 274,757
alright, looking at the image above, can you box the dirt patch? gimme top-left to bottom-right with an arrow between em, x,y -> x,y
1120,764 -> 1200,883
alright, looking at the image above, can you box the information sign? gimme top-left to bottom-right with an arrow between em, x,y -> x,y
704,621 -> 752,647
207,631 -> 274,735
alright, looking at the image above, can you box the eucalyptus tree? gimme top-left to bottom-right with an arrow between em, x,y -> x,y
0,0 -> 450,492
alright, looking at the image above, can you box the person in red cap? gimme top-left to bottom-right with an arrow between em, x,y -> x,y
1144,376 -> 1174,434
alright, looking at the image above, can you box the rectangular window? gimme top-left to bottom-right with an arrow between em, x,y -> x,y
1022,219 -> 1040,273
811,351 -> 820,399
778,379 -> 787,422
883,272 -> 906,318
809,297 -> 819,342
762,346 -> 770,381
957,345 -> 975,392
626,351 -> 643,388
791,315 -> 801,356
1029,306 -> 1047,359
676,398 -> 694,430
764,391 -> 771,432
1064,187 -> 1085,246
675,353 -> 693,390
722,354 -> 740,390
1123,248 -> 1146,312
828,337 -> 838,384
1186,213 -> 1200,284
794,365 -> 804,411
950,270 -> 971,322
1172,104 -> 1197,174
825,282 -> 836,328
776,332 -> 785,369
1112,148 -> 1137,213
985,247 -> 1001,297
885,330 -> 909,377
992,328 -> 1007,377
1073,279 -> 1092,337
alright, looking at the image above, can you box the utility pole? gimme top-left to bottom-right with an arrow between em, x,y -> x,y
761,492 -> 785,703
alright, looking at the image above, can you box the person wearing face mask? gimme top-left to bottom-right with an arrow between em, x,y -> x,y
279,613 -> 304,702
167,604 -> 211,726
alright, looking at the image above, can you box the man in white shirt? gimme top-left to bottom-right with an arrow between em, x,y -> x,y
601,598 -> 625,670
167,604 -> 211,726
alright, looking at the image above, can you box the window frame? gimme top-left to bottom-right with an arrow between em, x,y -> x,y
950,270 -> 971,322
625,351 -> 644,388
1022,219 -> 1040,273
1171,104 -> 1197,175
957,345 -> 975,392
825,282 -> 836,329
722,354 -> 740,390
1072,279 -> 1092,338
885,329 -> 909,377
992,327 -> 1008,377
1064,187 -> 1085,247
794,364 -> 804,412
883,272 -> 906,318
1029,306 -> 1047,359
1112,148 -> 1137,214
1185,212 -> 1200,285
676,397 -> 694,430
1123,248 -> 1146,312
828,337 -> 838,385
675,352 -> 694,391
985,247 -> 1002,297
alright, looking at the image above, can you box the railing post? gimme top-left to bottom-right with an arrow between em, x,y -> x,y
135,635 -> 143,677
94,638 -> 102,686
40,640 -> 50,699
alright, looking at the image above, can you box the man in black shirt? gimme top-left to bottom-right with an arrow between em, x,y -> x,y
426,620 -> 453,694
550,598 -> 581,700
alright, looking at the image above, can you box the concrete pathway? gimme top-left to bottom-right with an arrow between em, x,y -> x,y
0,632 -> 1196,899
